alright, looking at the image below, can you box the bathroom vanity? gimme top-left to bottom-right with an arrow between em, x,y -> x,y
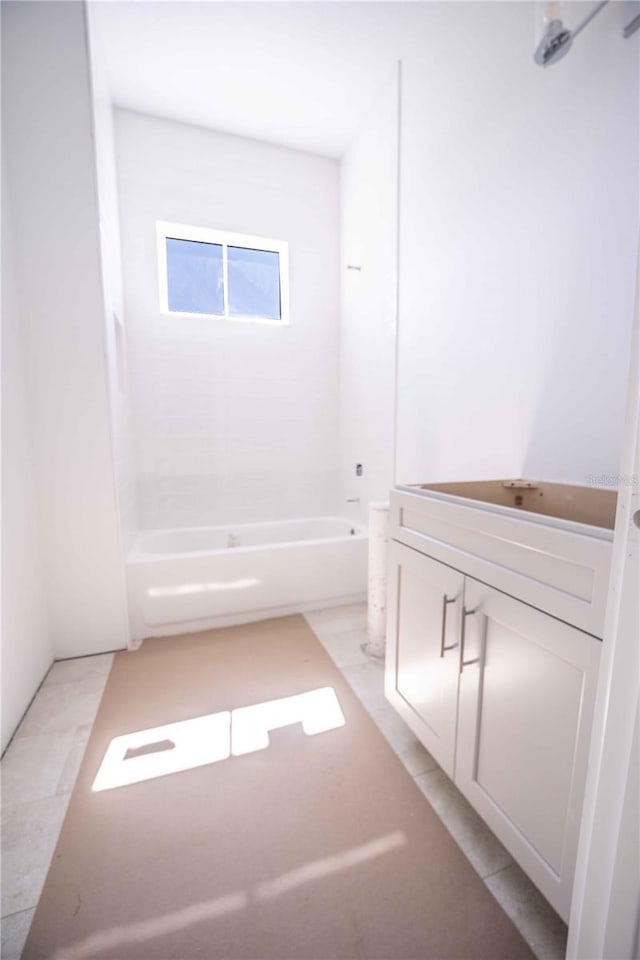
384,480 -> 617,922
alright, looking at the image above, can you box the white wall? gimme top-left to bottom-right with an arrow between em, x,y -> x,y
1,160 -> 53,752
115,110 -> 341,529
603,713 -> 640,959
568,237 -> 640,959
339,69 -> 399,522
2,0 -> 130,659
86,5 -> 139,550
396,1 -> 639,486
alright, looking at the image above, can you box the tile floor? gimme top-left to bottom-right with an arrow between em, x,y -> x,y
0,606 -> 568,960
1,654 -> 113,958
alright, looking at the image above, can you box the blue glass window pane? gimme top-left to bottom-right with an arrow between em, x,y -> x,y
166,238 -> 223,314
227,246 -> 281,320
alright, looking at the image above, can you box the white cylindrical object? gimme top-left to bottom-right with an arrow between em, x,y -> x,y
365,500 -> 390,658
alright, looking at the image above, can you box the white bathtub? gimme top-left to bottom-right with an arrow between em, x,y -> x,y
126,516 -> 368,642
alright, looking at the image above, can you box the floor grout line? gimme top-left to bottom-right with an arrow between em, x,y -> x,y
483,863 -> 515,881
54,649 -> 123,663
0,906 -> 36,922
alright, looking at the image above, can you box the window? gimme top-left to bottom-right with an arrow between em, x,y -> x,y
157,221 -> 289,324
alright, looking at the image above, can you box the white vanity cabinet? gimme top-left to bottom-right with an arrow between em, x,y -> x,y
384,541 -> 463,778
455,578 -> 600,920
385,485 -> 613,922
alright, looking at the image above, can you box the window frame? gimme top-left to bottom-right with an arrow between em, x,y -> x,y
156,220 -> 290,325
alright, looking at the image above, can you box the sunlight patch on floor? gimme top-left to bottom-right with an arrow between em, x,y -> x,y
231,686 -> 345,756
255,831 -> 406,900
52,832 -> 406,960
92,687 -> 345,792
51,891 -> 248,960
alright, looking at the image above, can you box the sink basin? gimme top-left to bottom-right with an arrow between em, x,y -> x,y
405,479 -> 617,531
391,481 -> 614,636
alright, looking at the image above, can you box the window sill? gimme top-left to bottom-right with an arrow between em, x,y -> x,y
159,310 -> 289,326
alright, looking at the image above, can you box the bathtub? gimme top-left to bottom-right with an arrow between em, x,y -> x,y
126,516 -> 368,642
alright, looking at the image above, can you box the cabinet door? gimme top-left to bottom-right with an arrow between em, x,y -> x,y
455,578 -> 600,921
385,540 -> 464,778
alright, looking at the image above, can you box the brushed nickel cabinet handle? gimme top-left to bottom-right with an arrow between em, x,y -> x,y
440,595 -> 457,657
459,606 -> 479,674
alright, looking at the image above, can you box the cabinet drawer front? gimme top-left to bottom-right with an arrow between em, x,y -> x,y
385,542 -> 463,777
455,579 -> 600,921
390,490 -> 612,637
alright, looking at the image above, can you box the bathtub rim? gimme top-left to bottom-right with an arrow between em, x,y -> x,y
128,515 -> 368,564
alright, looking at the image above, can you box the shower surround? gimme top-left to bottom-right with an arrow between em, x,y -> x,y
115,109 -> 341,532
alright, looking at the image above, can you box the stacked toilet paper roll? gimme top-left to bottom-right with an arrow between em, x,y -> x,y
364,500 -> 390,659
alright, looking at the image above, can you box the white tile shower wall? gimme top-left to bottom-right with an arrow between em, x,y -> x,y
87,7 -> 138,550
339,70 -> 399,524
114,110 -> 341,529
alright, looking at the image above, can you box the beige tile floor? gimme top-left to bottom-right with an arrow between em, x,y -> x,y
0,606 -> 568,960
